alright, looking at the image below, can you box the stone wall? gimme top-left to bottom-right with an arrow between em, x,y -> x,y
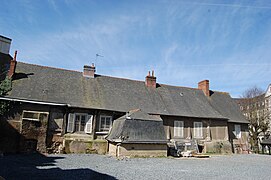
108,143 -> 167,157
64,133 -> 107,154
20,113 -> 49,153
204,140 -> 232,154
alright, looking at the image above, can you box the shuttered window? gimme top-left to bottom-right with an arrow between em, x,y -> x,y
174,121 -> 184,138
67,113 -> 93,134
194,122 -> 203,138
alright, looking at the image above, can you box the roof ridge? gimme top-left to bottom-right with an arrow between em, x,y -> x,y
100,74 -> 145,83
212,90 -> 229,95
17,61 -> 82,73
17,61 -> 230,95
160,83 -> 199,90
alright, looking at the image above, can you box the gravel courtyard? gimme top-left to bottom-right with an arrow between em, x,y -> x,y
1,153 -> 271,180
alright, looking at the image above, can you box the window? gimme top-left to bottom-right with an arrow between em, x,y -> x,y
194,122 -> 203,138
234,124 -> 241,139
75,114 -> 86,132
22,111 -> 48,121
67,113 -> 93,134
174,121 -> 184,138
99,116 -> 112,132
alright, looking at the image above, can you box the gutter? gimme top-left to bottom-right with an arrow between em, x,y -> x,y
0,97 -> 69,107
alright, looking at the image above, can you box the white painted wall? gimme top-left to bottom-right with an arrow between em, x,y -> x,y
0,36 -> 11,54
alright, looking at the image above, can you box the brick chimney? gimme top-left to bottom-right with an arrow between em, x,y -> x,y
145,70 -> 156,88
198,80 -> 210,96
83,63 -> 95,78
8,50 -> 17,78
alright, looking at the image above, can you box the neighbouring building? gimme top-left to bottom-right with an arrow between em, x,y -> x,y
235,85 -> 271,152
0,36 -> 249,156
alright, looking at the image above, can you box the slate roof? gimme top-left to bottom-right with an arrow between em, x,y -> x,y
6,62 -> 248,123
106,109 -> 167,143
209,92 -> 248,123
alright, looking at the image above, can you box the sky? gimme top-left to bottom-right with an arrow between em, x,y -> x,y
1,0 -> 271,97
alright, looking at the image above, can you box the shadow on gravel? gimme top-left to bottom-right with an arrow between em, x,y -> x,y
0,153 -> 116,180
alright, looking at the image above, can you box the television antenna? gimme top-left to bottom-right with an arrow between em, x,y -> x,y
95,54 -> 103,62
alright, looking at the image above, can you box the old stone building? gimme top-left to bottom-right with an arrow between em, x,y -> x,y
0,35 -> 249,156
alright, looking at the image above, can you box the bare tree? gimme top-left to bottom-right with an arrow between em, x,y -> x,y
239,86 -> 270,153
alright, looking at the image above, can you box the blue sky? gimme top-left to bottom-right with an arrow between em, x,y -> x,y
1,0 -> 271,97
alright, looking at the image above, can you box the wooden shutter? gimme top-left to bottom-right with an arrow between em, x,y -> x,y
174,121 -> 183,137
194,122 -> 202,138
85,115 -> 93,134
199,122 -> 202,137
67,113 -> 75,133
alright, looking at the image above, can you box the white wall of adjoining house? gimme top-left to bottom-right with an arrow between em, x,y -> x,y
265,85 -> 271,134
0,36 -> 11,54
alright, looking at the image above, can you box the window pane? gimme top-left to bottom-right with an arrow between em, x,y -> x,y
194,122 -> 202,138
23,112 -> 39,120
174,121 -> 183,137
81,115 -> 86,122
106,119 -> 110,126
100,116 -> 111,131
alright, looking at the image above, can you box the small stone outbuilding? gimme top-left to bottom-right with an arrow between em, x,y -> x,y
106,109 -> 168,157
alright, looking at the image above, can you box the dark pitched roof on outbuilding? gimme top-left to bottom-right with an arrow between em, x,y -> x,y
106,109 -> 167,143
6,62 -> 247,123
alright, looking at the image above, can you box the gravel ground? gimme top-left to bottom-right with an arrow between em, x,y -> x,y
1,153 -> 271,180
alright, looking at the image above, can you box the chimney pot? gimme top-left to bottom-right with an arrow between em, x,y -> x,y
198,80 -> 210,97
145,70 -> 156,88
14,50 -> 17,61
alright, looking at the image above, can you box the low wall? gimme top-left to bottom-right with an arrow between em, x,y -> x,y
204,140 -> 232,154
64,134 -> 107,154
108,143 -> 167,157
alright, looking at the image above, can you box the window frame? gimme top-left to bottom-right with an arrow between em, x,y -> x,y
74,113 -> 88,132
98,115 -> 112,133
22,110 -> 49,121
194,121 -> 203,138
174,120 -> 184,138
